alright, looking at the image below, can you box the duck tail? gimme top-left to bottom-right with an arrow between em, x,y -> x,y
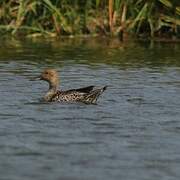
84,86 -> 107,104
102,86 -> 108,91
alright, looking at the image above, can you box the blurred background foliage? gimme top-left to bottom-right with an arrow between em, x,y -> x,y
0,0 -> 179,39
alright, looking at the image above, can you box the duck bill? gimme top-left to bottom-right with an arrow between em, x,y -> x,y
30,76 -> 42,81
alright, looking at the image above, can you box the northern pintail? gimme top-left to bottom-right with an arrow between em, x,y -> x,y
36,69 -> 107,104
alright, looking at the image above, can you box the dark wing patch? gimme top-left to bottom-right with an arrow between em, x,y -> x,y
66,86 -> 95,93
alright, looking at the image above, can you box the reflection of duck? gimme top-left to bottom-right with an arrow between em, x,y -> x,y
36,69 -> 107,104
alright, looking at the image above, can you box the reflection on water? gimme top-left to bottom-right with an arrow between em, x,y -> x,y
0,37 -> 180,180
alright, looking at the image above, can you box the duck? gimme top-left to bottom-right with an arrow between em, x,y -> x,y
36,69 -> 107,104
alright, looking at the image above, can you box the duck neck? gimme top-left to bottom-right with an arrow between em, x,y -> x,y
44,82 -> 58,101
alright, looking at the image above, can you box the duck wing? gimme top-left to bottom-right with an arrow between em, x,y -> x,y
66,86 -> 95,93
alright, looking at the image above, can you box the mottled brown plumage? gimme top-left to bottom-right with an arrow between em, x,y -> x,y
38,69 -> 107,104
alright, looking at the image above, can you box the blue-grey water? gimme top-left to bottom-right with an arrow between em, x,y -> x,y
0,37 -> 180,180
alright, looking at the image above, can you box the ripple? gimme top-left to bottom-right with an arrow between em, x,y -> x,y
0,39 -> 180,180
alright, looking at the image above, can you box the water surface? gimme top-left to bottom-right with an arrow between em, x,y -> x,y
0,37 -> 180,180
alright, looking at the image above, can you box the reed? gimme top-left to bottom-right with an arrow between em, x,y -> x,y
0,0 -> 179,39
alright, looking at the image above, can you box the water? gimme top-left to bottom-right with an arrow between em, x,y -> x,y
0,37 -> 180,180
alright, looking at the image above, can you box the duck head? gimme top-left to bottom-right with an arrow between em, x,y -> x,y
39,69 -> 59,90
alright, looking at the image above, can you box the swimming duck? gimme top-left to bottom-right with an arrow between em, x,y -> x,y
36,69 -> 107,104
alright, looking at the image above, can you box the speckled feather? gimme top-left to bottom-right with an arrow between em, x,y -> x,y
51,86 -> 107,104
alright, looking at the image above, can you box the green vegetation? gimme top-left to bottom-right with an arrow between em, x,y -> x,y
0,0 -> 179,39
